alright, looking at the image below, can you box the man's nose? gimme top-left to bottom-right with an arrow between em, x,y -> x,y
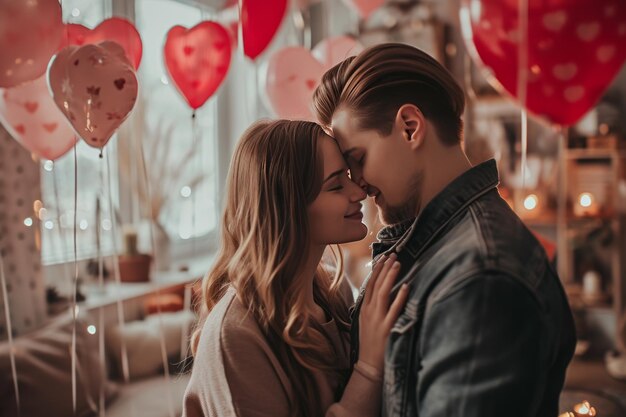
358,177 -> 369,193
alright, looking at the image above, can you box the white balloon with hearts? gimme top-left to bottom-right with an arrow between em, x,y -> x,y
0,75 -> 77,161
263,36 -> 364,121
47,41 -> 138,149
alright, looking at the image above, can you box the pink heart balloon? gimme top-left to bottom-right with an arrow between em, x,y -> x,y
312,36 -> 364,69
265,38 -> 363,120
264,47 -> 324,120
47,41 -> 138,148
0,75 -> 78,160
0,0 -> 64,88
343,0 -> 385,19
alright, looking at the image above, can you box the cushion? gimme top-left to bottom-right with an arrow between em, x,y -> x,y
106,310 -> 196,380
105,373 -> 191,417
0,311 -> 117,417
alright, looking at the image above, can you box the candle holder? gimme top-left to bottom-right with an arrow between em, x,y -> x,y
558,401 -> 597,417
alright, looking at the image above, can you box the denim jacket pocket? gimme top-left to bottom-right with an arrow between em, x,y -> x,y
384,299 -> 423,417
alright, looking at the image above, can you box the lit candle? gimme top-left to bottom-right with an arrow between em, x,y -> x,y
573,401 -> 596,417
574,192 -> 599,217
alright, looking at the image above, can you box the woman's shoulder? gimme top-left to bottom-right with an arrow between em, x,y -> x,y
196,287 -> 263,351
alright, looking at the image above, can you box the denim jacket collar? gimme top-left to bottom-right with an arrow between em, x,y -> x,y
376,217 -> 415,242
376,159 -> 500,259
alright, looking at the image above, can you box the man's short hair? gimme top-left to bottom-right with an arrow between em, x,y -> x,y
313,43 -> 465,145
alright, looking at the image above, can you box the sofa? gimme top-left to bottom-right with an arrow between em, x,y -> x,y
0,310 -> 195,417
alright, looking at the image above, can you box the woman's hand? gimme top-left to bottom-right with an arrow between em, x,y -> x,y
357,253 -> 409,372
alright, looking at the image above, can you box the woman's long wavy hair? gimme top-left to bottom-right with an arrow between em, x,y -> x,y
191,119 -> 352,417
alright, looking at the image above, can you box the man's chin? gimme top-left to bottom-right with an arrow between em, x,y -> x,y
377,203 -> 417,226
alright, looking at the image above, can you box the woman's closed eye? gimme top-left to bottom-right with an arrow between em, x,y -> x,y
327,170 -> 350,191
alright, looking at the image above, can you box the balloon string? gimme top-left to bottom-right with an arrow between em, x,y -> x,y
252,61 -> 258,119
105,151 -> 130,383
191,111 -> 198,254
51,160 -> 74,296
304,8 -> 312,50
517,0 -> 529,189
521,109 -> 528,189
60,0 -> 79,413
0,253 -> 20,414
556,126 -> 568,281
236,0 -> 253,123
97,156 -> 106,417
71,143 -> 78,415
134,112 -> 175,417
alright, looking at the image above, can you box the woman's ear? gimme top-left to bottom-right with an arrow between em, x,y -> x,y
395,104 -> 426,151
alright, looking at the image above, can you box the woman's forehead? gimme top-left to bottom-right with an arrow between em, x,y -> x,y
318,134 -> 346,174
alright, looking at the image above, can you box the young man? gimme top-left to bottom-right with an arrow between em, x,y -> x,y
313,43 -> 576,417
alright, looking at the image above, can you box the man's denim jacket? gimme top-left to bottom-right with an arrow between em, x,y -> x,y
349,160 -> 576,417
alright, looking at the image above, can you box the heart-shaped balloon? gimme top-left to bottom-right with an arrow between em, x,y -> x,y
312,35 -> 364,69
0,0 -> 64,88
264,37 -> 363,120
264,47 -> 325,120
64,18 -> 143,70
164,21 -> 232,110
0,75 -> 77,160
241,0 -> 288,60
343,0 -> 385,19
47,41 -> 138,148
461,0 -> 626,126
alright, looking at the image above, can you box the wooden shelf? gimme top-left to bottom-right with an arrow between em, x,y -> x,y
80,255 -> 214,310
565,148 -> 626,160
522,213 -> 617,228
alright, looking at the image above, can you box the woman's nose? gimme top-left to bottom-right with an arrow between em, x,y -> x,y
349,179 -> 367,201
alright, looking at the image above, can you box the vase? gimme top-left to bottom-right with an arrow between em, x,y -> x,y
153,223 -> 171,271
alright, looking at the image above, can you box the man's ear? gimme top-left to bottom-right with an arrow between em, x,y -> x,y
395,104 -> 426,151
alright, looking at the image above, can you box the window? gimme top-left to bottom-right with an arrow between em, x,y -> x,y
41,0 -> 221,265
133,0 -> 219,243
40,0 -> 114,265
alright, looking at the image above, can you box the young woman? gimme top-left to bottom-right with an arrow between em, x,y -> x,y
183,119 -> 408,417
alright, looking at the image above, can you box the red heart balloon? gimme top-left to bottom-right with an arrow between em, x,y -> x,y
461,0 -> 626,126
0,0 -> 64,88
64,18 -> 143,70
241,0 -> 287,60
164,21 -> 232,110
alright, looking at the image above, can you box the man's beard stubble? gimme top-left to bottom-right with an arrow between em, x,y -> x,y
378,170 -> 424,226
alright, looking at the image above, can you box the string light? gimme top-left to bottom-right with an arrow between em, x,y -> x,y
180,186 -> 192,198
523,194 -> 538,211
23,217 -> 33,227
87,325 -> 96,335
579,193 -> 593,208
